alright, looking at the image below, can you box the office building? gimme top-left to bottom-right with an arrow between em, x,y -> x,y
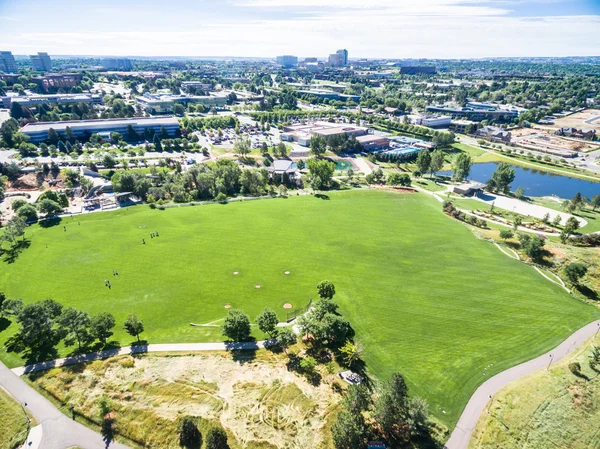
1,93 -> 102,109
328,53 -> 344,67
337,49 -> 348,66
31,73 -> 83,93
101,58 -> 133,71
413,115 -> 452,128
400,66 -> 436,75
181,81 -> 212,93
426,104 -> 521,121
281,121 -> 368,147
303,57 -> 318,63
136,93 -> 228,114
30,52 -> 52,71
0,51 -> 17,73
275,55 -> 298,68
21,116 -> 180,143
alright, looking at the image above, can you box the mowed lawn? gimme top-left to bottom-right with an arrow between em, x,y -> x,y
0,388 -> 30,449
1,190 -> 598,428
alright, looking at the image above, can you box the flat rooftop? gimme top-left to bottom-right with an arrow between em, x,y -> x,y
21,116 -> 179,133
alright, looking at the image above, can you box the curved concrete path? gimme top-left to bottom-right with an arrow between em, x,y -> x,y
444,319 -> 600,449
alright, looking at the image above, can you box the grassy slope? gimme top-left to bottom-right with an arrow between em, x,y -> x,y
1,190 -> 598,429
468,334 -> 600,449
0,388 -> 29,449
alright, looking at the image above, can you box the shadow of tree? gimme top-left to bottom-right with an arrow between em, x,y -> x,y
39,217 -> 62,228
2,239 -> 32,264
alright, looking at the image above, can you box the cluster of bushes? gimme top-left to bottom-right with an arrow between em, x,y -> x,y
0,293 -> 144,361
571,233 -> 600,247
443,201 -> 488,229
11,190 -> 70,222
180,115 -> 239,133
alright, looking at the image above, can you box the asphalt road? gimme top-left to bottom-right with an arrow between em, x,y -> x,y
444,319 -> 600,449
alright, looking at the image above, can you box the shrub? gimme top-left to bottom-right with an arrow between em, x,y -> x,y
178,416 -> 202,448
300,356 -> 317,374
568,362 -> 582,376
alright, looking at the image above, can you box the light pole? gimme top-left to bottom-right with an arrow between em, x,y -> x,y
21,402 -> 31,444
546,353 -> 553,371
595,323 -> 600,339
486,394 -> 493,415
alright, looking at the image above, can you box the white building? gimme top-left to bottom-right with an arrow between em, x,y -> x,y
414,115 -> 452,128
101,58 -> 133,71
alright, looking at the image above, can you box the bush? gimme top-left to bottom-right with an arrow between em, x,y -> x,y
205,427 -> 229,449
499,230 -> 514,240
178,416 -> 202,448
300,356 -> 317,374
568,362 -> 582,376
215,192 -> 227,203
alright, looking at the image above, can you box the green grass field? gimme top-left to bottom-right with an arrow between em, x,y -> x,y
0,388 -> 30,449
1,190 -> 598,429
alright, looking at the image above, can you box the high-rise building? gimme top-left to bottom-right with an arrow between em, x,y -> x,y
337,49 -> 348,66
275,55 -> 298,68
0,51 -> 18,73
101,58 -> 133,71
30,52 -> 52,72
328,53 -> 344,67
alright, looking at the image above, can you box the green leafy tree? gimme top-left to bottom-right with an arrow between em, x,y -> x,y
499,230 -> 514,240
222,309 -> 251,341
340,340 -> 363,367
276,327 -> 296,353
16,204 -> 37,222
37,198 -> 62,216
309,134 -> 327,157
103,154 -> 117,169
124,313 -> 144,342
564,263 -> 587,285
91,312 -> 116,345
518,233 -> 545,261
205,427 -> 230,449
153,134 -> 162,152
317,280 -> 336,299
514,187 -> 525,199
375,372 -> 410,445
560,217 -> 581,244
486,163 -> 515,194
332,409 -> 368,449
59,307 -> 93,350
416,150 -> 431,175
590,194 -> 600,211
13,299 -> 63,359
300,356 -> 317,373
387,172 -> 411,186
0,216 -> 26,249
256,308 -> 279,338
234,135 -> 251,158
429,149 -> 445,177
307,158 -> 335,191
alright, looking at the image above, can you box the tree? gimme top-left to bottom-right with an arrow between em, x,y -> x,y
499,229 -> 514,240
234,135 -> 251,158
340,340 -> 363,367
256,308 -> 278,338
375,372 -> 410,444
173,103 -> 186,117
16,204 -> 37,222
153,134 -> 163,152
429,149 -> 445,177
486,162 -> 515,194
178,416 -> 202,449
91,312 -> 116,345
564,263 -> 587,285
276,142 -> 288,158
387,172 -> 411,187
415,150 -> 431,175
591,194 -> 600,211
37,198 -> 62,216
407,397 -> 430,437
0,216 -> 26,248
205,427 -> 229,449
300,356 -> 317,373
13,299 -> 63,358
276,327 -> 296,353
518,233 -> 545,261
59,307 -> 93,350
103,154 -> 117,169
332,409 -> 368,449
309,134 -> 327,157
222,309 -> 251,341
124,313 -> 144,342
560,217 -> 580,244
317,280 -> 336,299
514,186 -> 525,199
307,158 -> 335,191
10,101 -> 25,119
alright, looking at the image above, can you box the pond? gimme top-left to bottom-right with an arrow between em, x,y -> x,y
438,162 -> 600,199
335,160 -> 352,171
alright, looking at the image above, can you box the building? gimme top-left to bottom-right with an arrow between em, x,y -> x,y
1,93 -> 102,109
20,116 -> 180,143
304,62 -> 325,72
275,55 -> 298,68
555,127 -> 597,139
449,120 -> 478,134
426,104 -> 521,122
413,115 -> 452,128
303,57 -> 318,63
400,66 -> 436,75
30,52 -> 52,71
101,58 -> 133,71
31,73 -> 83,93
452,182 -> 486,196
356,135 -> 390,151
281,121 -> 368,147
328,53 -> 344,67
136,93 -> 228,114
475,126 -> 512,143
336,49 -> 348,66
267,160 -> 298,179
0,51 -> 17,73
297,89 -> 360,102
180,81 -> 212,93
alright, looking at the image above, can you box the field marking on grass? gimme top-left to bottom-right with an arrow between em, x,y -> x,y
445,319 -> 600,449
533,266 -> 569,292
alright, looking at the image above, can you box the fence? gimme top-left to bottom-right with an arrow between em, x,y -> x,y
286,298 -> 312,322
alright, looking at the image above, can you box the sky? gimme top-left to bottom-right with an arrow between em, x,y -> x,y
0,0 -> 599,58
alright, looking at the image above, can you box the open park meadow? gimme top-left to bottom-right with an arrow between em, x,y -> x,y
1,189 -> 598,428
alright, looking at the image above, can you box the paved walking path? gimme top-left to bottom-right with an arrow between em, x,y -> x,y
444,319 -> 600,449
0,361 -> 131,449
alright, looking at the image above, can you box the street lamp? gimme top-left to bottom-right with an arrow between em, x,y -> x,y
595,323 -> 600,339
547,354 -> 554,371
21,402 -> 31,444
486,394 -> 493,415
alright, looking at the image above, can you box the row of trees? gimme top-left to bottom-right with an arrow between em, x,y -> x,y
0,294 -> 144,360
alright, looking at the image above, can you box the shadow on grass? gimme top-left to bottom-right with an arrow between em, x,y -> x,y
0,317 -> 11,333
576,285 -> 598,301
1,239 -> 31,264
39,217 -> 62,228
314,194 -> 330,200
230,349 -> 257,364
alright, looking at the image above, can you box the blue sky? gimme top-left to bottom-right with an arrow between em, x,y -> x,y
0,0 -> 598,58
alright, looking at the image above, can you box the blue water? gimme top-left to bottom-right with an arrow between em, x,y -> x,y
438,162 -> 600,199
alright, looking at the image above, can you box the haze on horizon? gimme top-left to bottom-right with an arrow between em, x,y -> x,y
1,0 -> 599,59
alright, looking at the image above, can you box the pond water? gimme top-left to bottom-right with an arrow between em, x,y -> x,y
438,162 -> 600,199
335,161 -> 352,171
